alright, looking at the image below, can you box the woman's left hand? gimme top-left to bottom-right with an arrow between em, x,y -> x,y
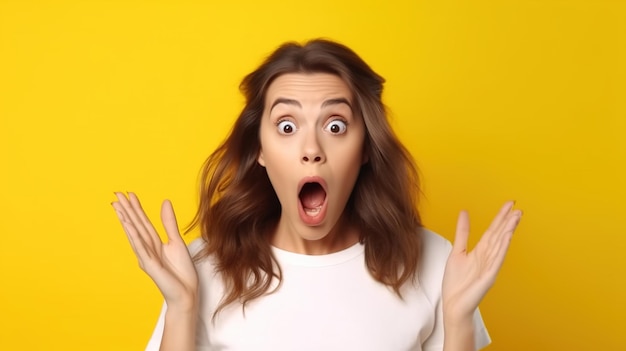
442,201 -> 522,322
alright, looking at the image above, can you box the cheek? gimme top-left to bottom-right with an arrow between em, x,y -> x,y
341,135 -> 366,165
332,143 -> 365,184
261,143 -> 294,186
262,141 -> 295,166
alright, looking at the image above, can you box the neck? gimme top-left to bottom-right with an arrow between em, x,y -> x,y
271,215 -> 360,255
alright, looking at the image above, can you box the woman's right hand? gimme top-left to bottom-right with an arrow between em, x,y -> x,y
111,192 -> 199,312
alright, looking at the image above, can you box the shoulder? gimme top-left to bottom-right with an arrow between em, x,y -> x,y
420,228 -> 452,263
186,237 -> 219,275
186,237 -> 225,306
187,237 -> 207,256
416,228 -> 452,299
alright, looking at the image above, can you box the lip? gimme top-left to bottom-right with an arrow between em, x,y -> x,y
297,176 -> 328,226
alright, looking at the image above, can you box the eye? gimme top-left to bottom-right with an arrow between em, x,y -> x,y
277,120 -> 297,135
325,119 -> 347,134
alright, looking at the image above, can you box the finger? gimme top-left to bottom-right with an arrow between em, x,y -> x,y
127,192 -> 163,249
112,201 -> 151,262
487,201 -> 515,232
489,208 -> 522,246
452,210 -> 470,254
478,208 -> 521,265
503,209 -> 522,232
161,199 -> 184,245
480,201 -> 515,246
121,220 -> 156,273
115,192 -> 159,252
485,212 -> 521,274
111,202 -> 138,254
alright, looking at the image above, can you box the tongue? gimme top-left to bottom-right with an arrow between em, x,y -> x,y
300,183 -> 325,209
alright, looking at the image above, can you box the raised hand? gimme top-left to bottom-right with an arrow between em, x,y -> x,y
442,201 -> 522,322
111,192 -> 199,312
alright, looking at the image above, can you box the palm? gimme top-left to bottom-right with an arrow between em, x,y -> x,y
150,233 -> 198,303
442,202 -> 522,319
112,192 -> 198,309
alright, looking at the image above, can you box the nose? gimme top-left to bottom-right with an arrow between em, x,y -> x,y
301,131 -> 325,164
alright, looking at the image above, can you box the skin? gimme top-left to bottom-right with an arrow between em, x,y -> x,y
112,193 -> 197,351
111,73 -> 523,351
257,73 -> 366,255
443,201 -> 522,351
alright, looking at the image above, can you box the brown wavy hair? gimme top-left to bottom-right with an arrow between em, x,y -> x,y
189,39 -> 423,319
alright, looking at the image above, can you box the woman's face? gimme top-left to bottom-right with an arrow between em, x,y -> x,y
258,73 -> 367,253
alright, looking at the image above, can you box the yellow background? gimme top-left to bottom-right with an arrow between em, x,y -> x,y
1,0 -> 624,350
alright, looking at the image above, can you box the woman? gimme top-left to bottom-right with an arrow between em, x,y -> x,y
112,39 -> 522,350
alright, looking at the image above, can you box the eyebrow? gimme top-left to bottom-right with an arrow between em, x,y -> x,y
269,97 -> 353,113
322,98 -> 352,110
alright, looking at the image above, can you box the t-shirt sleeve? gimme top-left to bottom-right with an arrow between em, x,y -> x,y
473,307 -> 491,349
420,229 -> 492,350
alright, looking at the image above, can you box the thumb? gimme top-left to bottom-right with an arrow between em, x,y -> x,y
161,199 -> 183,244
453,210 -> 470,254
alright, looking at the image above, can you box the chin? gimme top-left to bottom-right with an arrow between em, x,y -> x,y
297,225 -> 333,241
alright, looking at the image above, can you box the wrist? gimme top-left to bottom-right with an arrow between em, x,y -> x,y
164,300 -> 198,328
443,315 -> 476,351
161,295 -> 198,351
166,303 -> 198,317
442,299 -> 474,325
443,308 -> 474,329
166,291 -> 199,315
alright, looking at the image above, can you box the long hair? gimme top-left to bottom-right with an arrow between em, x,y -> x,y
188,39 -> 423,319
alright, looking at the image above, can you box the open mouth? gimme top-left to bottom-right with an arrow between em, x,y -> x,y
299,182 -> 327,217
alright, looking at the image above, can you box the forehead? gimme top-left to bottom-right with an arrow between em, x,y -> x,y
265,73 -> 353,102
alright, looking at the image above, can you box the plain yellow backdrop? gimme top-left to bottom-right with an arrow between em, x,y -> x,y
1,0 -> 624,350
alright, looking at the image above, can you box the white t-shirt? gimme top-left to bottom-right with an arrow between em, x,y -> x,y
146,229 -> 491,350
